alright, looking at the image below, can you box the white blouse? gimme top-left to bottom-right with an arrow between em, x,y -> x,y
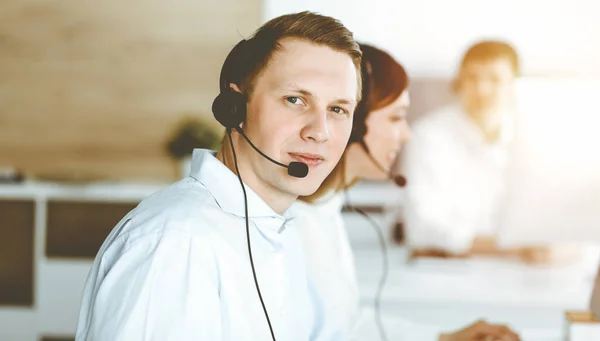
292,193 -> 443,341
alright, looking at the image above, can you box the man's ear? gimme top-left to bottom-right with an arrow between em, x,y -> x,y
229,83 -> 242,94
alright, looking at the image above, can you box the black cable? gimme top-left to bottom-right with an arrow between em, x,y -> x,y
234,127 -> 288,168
344,190 -> 389,341
227,130 -> 277,341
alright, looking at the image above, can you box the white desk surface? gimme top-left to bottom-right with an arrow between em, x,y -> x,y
353,246 -> 599,341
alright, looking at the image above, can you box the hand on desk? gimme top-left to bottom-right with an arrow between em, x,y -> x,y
469,236 -> 555,264
473,237 -> 581,265
411,236 -> 581,266
409,248 -> 469,259
438,320 -> 521,341
513,247 -> 554,264
408,236 -> 500,259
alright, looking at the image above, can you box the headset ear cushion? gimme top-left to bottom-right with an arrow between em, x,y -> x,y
212,91 -> 247,129
349,123 -> 366,144
348,100 -> 368,144
349,124 -> 365,144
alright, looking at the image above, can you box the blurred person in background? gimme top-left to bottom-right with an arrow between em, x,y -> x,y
293,43 -> 521,341
402,40 -> 573,263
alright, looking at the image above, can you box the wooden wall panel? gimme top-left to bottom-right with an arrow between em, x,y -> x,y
0,199 -> 35,307
0,0 -> 261,181
46,200 -> 139,259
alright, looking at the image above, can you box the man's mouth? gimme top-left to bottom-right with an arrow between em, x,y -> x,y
288,153 -> 325,167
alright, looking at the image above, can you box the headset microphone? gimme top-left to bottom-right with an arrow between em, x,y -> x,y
232,127 -> 309,178
362,143 -> 407,188
393,174 -> 407,187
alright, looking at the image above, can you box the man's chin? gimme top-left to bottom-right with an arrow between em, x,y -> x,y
285,178 -> 322,198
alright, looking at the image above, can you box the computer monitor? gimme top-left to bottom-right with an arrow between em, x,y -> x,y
496,77 -> 600,318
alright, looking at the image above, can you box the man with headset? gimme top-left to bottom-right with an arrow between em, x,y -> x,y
75,11 -> 362,341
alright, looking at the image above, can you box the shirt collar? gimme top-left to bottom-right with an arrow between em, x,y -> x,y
189,149 -> 296,225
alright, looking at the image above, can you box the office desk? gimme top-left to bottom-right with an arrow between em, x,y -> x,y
353,247 -> 598,341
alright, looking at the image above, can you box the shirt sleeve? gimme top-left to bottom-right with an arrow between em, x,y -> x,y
401,125 -> 478,255
79,230 -> 221,341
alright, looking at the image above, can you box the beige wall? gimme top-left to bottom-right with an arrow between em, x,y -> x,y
0,0 -> 262,181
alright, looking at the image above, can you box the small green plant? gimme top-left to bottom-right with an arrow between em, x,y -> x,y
166,117 -> 222,159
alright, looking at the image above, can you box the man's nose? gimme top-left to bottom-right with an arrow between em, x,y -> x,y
301,109 -> 329,143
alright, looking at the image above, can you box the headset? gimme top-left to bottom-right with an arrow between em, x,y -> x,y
343,46 -> 409,341
349,54 -> 406,187
211,38 -> 308,341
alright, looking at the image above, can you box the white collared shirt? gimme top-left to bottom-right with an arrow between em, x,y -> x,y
402,103 -> 515,254
75,149 -> 336,341
293,194 -> 359,335
292,193 -> 443,341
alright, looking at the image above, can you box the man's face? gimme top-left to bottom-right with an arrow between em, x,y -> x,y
240,37 -> 358,197
456,58 -> 516,114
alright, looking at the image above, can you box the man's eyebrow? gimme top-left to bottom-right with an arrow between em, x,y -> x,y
331,98 -> 358,107
280,84 -> 315,98
281,83 -> 357,106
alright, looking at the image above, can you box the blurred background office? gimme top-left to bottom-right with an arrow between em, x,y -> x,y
1,0 -> 599,340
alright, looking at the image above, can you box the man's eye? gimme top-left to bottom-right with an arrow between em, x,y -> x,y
330,106 -> 348,115
286,97 -> 305,105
